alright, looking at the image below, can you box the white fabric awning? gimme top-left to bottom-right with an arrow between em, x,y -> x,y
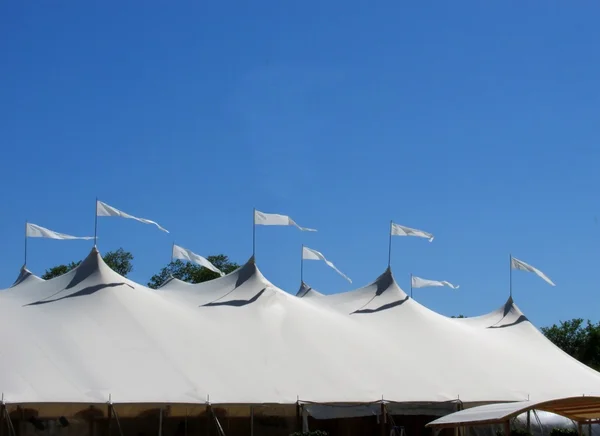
427,397 -> 600,427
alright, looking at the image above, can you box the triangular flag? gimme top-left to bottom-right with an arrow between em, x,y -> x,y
26,223 -> 94,240
97,200 -> 169,233
255,210 -> 316,232
302,246 -> 351,283
511,257 -> 555,286
411,276 -> 459,289
172,244 -> 224,277
391,222 -> 434,242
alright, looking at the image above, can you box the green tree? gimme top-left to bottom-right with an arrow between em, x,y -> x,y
541,319 -> 600,370
41,248 -> 134,279
148,255 -> 239,289
451,315 -> 466,318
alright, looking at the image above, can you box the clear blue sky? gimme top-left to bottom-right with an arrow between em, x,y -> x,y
1,2 -> 598,327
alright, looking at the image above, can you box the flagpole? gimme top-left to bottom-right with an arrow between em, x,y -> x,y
94,197 -> 98,247
24,221 -> 28,266
388,220 -> 393,267
252,208 -> 256,258
509,253 -> 512,298
300,244 -> 304,283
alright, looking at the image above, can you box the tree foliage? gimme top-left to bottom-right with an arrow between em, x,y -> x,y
147,255 -> 239,289
451,315 -> 466,318
541,318 -> 600,371
41,248 -> 134,279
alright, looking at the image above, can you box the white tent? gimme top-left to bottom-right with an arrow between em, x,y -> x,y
296,267 -> 600,405
2,250 -> 600,412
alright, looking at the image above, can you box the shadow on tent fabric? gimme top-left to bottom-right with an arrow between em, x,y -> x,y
25,282 -> 132,306
201,288 -> 266,308
353,268 -> 397,313
487,315 -> 529,329
201,260 -> 258,305
351,296 -> 409,315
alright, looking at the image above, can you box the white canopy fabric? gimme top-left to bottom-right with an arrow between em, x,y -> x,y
427,397 -> 600,427
296,268 -> 600,405
2,250 -> 600,409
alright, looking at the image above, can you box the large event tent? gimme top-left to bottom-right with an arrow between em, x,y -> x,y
2,248 -> 600,435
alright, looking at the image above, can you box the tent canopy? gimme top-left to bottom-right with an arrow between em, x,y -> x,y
427,397 -> 600,428
3,248 -> 600,409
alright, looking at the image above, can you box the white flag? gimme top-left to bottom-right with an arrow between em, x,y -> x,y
511,257 -> 555,286
26,223 -> 94,240
391,222 -> 434,242
302,246 -> 351,283
411,275 -> 459,290
254,210 -> 316,232
97,200 -> 169,233
172,244 -> 224,277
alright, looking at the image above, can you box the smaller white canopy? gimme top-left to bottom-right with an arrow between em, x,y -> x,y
427,397 -> 600,427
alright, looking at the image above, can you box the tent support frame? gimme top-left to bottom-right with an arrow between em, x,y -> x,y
106,403 -> 112,436
296,401 -> 301,432
111,405 -> 124,436
3,407 -> 15,436
159,407 -> 163,436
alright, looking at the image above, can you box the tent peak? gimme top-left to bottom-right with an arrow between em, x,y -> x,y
11,265 -> 43,287
372,267 -> 400,297
296,282 -> 323,298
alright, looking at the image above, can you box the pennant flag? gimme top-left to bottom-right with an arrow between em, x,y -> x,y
172,244 -> 224,277
302,246 -> 351,283
97,200 -> 169,233
511,257 -> 555,286
411,275 -> 459,290
391,222 -> 434,242
255,210 -> 316,232
26,223 -> 94,240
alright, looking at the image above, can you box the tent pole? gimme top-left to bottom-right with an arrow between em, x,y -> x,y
252,208 -> 256,258
509,253 -> 512,298
526,410 -> 531,434
158,407 -> 163,436
295,401 -> 301,432
249,407 -> 253,436
94,197 -> 99,247
4,406 -> 16,436
107,403 -> 112,436
388,221 -> 392,267
380,403 -> 385,436
578,422 -> 583,436
207,404 -> 212,436
0,401 -> 4,436
300,244 -> 304,284
24,221 -> 27,266
503,420 -> 510,436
